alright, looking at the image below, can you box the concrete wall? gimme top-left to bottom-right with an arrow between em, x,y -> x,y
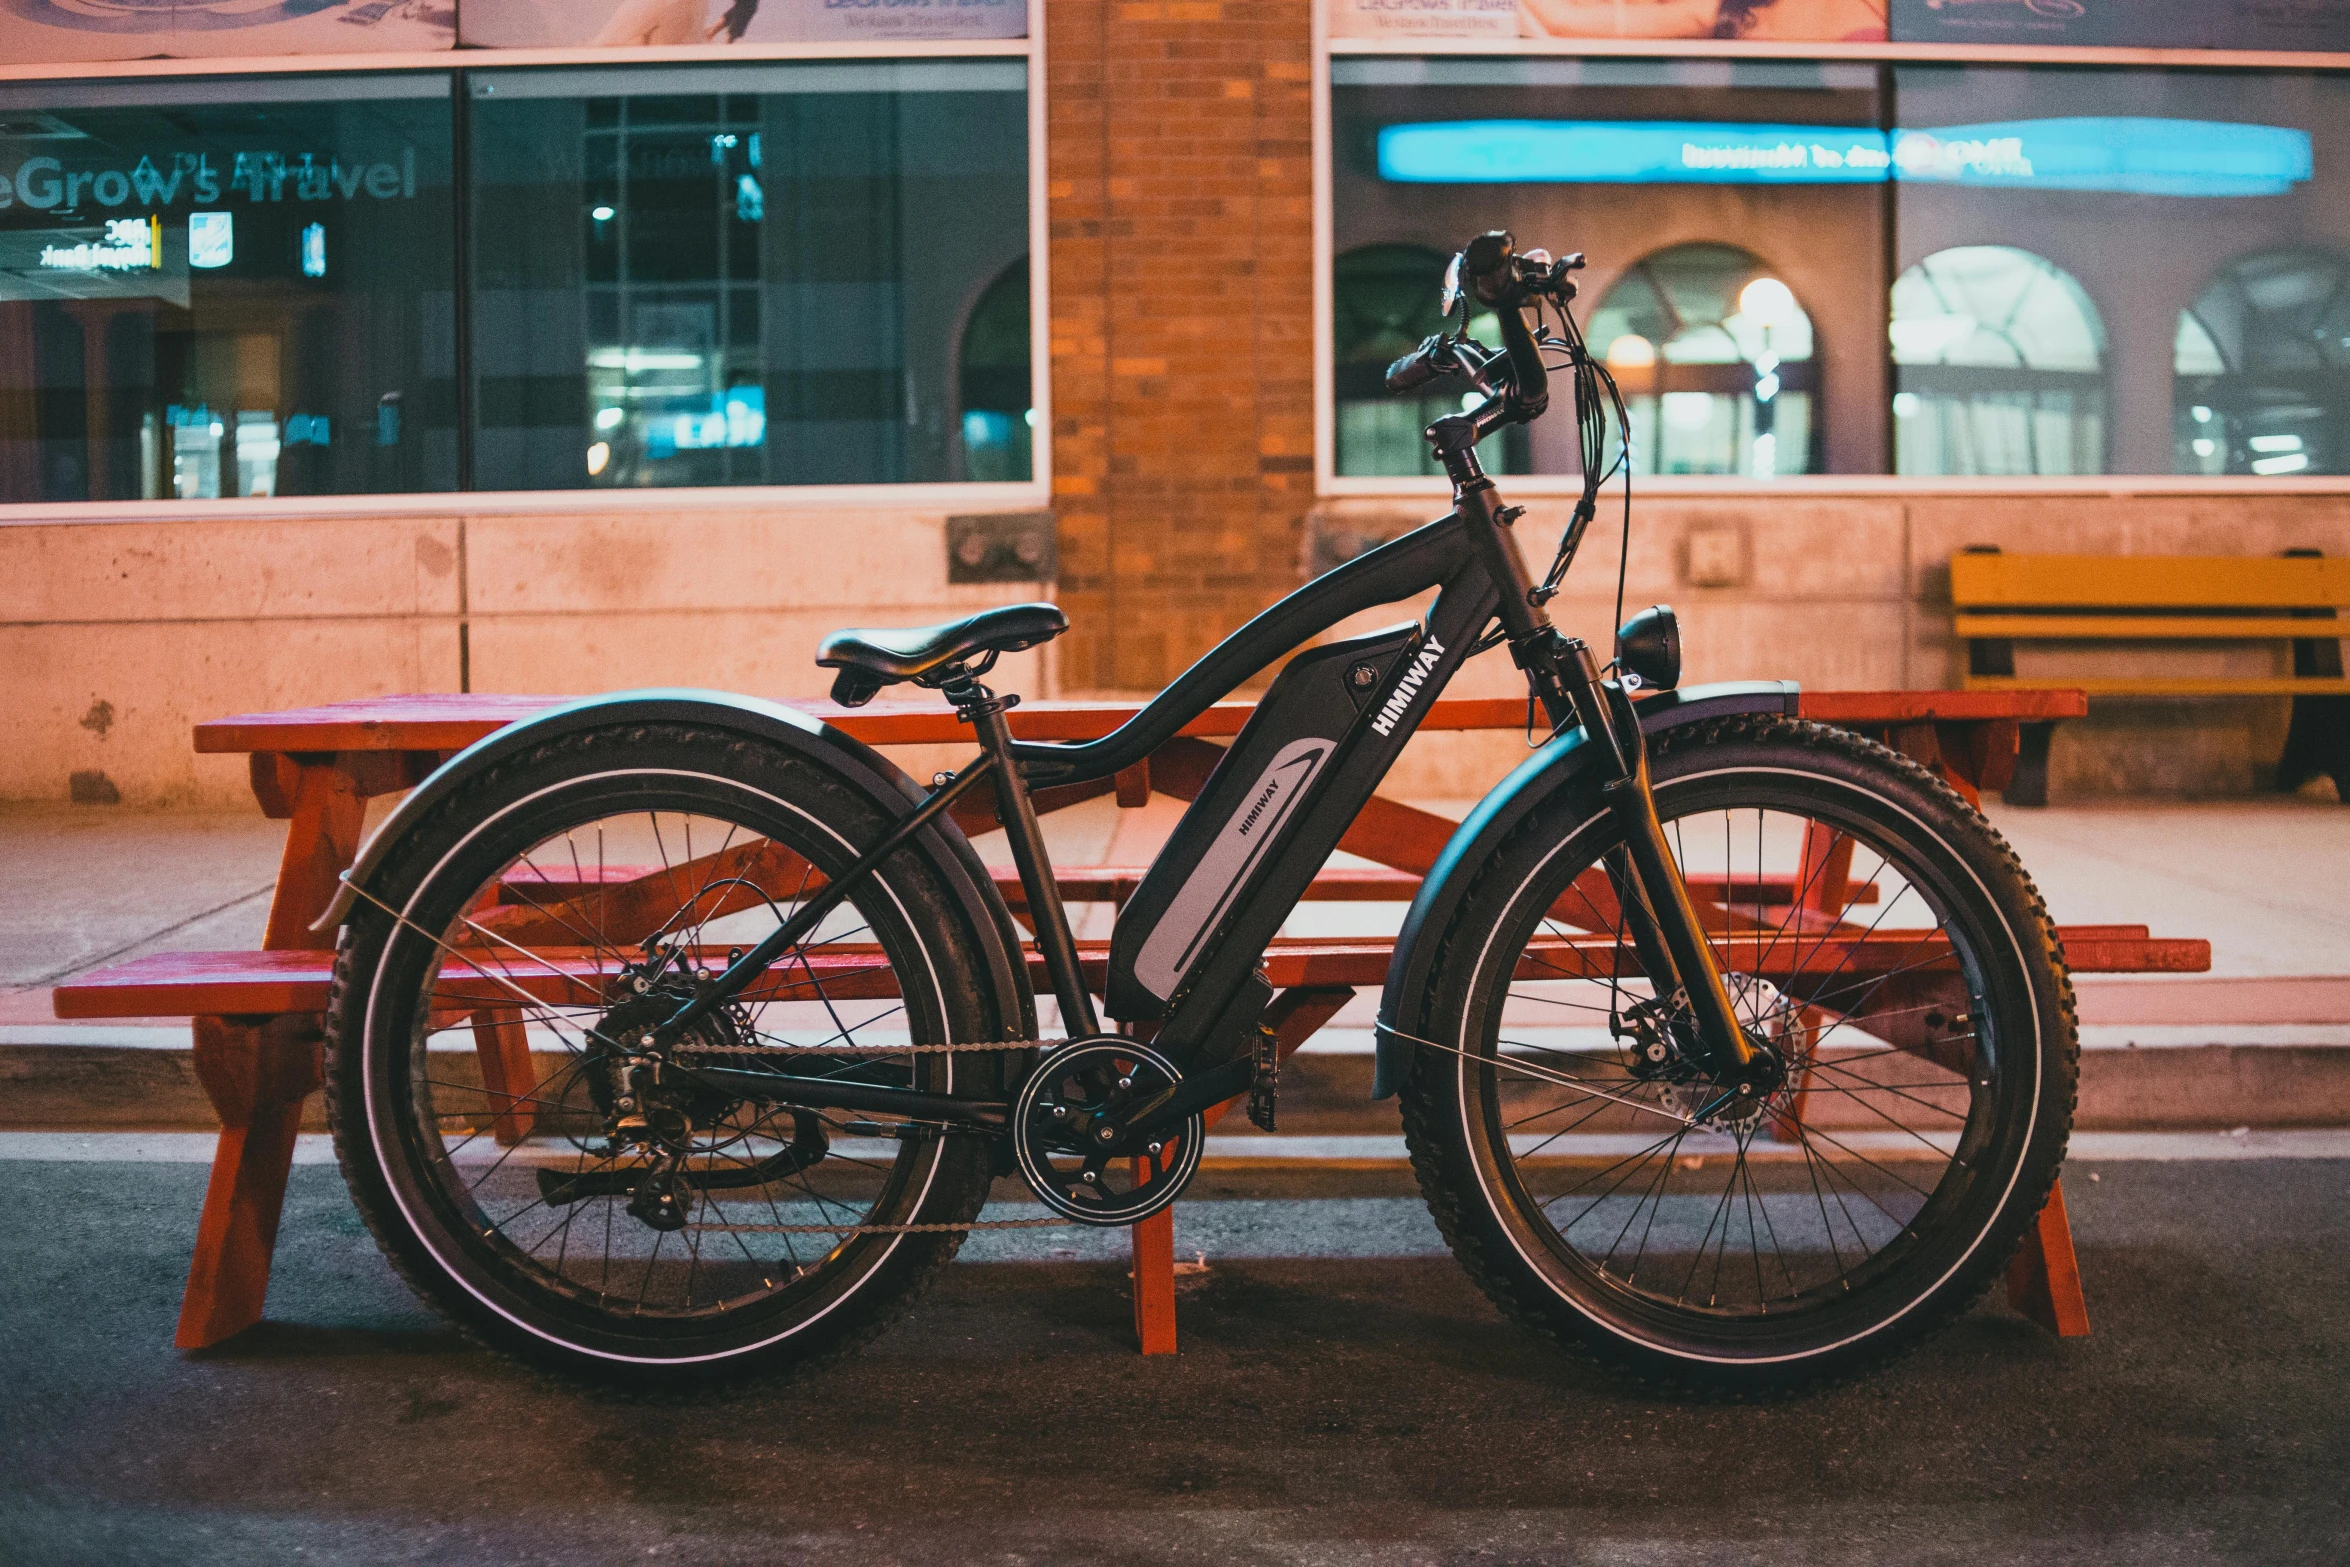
1314,485 -> 2350,802
8,481 -> 2347,809
1,501 -> 1049,807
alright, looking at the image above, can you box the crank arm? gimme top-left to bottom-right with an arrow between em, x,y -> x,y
1102,1055 -> 1253,1148
673,1062 -> 1009,1129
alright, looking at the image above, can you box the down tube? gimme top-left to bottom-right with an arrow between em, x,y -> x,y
1149,565 -> 1506,1058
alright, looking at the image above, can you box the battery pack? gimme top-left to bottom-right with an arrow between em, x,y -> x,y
1106,624 -> 1418,1022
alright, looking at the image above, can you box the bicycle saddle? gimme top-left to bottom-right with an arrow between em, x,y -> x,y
818,601 -> 1068,706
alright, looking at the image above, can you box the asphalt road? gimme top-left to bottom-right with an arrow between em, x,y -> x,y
1,1159 -> 2344,1566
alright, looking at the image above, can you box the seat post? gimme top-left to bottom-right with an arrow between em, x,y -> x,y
943,665 -> 1101,1038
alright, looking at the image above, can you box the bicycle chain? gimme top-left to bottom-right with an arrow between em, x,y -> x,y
670,1038 -> 1049,1057
672,1037 -> 1070,1233
687,1216 -> 1073,1236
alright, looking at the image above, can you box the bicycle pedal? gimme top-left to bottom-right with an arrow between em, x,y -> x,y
1247,1027 -> 1278,1133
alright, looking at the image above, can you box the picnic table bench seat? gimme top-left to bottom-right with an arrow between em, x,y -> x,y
58,685 -> 2148,1357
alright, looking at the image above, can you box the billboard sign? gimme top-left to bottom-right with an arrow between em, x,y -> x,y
1889,0 -> 2350,51
1516,0 -> 1887,40
0,1 -> 454,64
458,0 -> 1027,47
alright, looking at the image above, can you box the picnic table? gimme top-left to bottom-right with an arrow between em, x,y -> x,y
58,684 -> 2191,1356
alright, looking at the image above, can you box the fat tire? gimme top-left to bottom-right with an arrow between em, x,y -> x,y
1397,716 -> 2078,1396
325,723 -> 1012,1389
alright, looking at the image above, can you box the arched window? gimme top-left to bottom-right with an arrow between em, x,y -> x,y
958,258 -> 1031,483
2174,249 -> 2350,476
1890,246 -> 2105,476
1579,240 -> 1814,479
1585,243 -> 1816,479
1332,243 -> 1527,477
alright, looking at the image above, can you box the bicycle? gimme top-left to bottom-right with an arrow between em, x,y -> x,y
317,231 -> 2077,1393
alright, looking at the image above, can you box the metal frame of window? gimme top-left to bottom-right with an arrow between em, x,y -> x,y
1312,18 -> 2350,497
0,13 -> 1051,522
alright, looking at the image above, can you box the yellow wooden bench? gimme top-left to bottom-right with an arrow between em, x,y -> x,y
1952,548 -> 2350,806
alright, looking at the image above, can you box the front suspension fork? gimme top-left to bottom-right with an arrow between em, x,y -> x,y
1537,634 -> 1769,1085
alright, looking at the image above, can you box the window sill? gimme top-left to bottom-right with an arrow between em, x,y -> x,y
0,480 -> 1053,528
1318,473 -> 2350,500
0,37 -> 1033,86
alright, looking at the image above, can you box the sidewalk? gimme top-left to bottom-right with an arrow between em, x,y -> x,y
4,794 -> 2346,1132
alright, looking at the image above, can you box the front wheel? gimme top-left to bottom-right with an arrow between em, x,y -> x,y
1398,716 -> 2077,1394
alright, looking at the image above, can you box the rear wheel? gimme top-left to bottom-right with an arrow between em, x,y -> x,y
1399,717 -> 2076,1393
325,723 -> 1014,1387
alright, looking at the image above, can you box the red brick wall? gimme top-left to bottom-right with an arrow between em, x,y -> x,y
1047,0 -> 1316,692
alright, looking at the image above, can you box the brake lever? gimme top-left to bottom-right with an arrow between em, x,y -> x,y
1385,331 -> 1503,396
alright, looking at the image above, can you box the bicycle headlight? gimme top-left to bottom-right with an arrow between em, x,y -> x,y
1616,604 -> 1681,692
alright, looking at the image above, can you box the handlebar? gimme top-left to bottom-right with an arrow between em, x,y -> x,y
1387,231 -> 1584,437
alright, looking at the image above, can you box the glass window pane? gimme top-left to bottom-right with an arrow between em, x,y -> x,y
0,75 -> 456,502
467,61 -> 1030,492
1892,65 -> 2350,476
1330,56 -> 1882,478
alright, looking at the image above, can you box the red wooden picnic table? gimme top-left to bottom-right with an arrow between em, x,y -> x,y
59,685 -> 2171,1356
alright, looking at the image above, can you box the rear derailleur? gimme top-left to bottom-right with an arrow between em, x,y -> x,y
538,963 -> 829,1232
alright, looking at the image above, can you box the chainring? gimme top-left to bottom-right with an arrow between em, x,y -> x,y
1011,1036 -> 1204,1226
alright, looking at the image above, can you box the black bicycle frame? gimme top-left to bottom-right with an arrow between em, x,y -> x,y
660,430 -> 1764,1139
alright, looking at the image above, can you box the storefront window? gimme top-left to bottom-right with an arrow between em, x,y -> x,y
466,61 -> 1030,492
1331,55 -> 2350,481
1890,245 -> 2105,476
1328,55 -> 1879,477
2174,248 -> 2350,476
1588,242 -> 1815,477
1891,63 -> 2350,476
0,75 -> 456,502
959,256 -> 1032,484
1332,241 -> 1527,477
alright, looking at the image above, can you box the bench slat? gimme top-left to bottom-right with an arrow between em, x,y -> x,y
1952,553 -> 2350,610
52,926 -> 2214,1021
1967,676 -> 2350,696
1955,614 -> 2343,641
194,689 -> 2088,758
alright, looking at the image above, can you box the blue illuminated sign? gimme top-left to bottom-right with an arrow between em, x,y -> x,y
1895,118 -> 2312,197
1376,118 -> 2313,197
1378,122 -> 1889,185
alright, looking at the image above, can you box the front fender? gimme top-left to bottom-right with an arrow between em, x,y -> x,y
312,688 -> 1036,1042
1370,680 -> 1798,1099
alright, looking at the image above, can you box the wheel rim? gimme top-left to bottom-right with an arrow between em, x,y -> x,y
1457,770 -> 2039,1350
360,771 -> 970,1354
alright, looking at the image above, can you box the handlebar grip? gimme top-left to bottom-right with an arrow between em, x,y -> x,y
1462,230 -> 1518,308
1385,334 -> 1449,394
1458,230 -> 1548,413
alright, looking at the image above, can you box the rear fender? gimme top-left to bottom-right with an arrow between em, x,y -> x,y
312,688 -> 1036,1043
1370,681 -> 1798,1099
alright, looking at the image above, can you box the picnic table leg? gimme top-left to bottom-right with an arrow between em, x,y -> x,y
469,1010 -> 539,1147
1128,986 -> 1359,1356
1131,1187 -> 1179,1356
261,759 -> 369,952
2006,1177 -> 2092,1337
177,1015 -> 322,1350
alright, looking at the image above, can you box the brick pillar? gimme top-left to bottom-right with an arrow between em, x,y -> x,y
1047,0 -> 1316,692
